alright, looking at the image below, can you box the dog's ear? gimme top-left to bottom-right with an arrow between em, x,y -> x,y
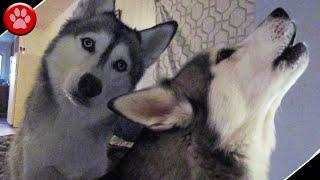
72,0 -> 115,18
109,87 -> 192,131
139,21 -> 178,67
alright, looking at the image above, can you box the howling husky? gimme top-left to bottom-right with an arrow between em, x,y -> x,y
109,8 -> 309,179
6,0 -> 177,179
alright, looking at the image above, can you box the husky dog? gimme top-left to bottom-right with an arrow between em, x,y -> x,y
108,8 -> 309,179
6,0 -> 177,179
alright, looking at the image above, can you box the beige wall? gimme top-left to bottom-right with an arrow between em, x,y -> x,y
12,0 -> 156,127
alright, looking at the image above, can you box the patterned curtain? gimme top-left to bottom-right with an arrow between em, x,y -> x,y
137,0 -> 256,89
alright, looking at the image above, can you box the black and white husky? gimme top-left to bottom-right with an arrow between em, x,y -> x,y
109,8 -> 309,179
6,0 -> 177,179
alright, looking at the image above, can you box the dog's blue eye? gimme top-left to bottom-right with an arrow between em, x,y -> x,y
113,59 -> 128,72
81,38 -> 95,53
216,48 -> 235,64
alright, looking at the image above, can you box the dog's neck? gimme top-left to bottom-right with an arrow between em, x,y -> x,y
185,121 -> 244,178
205,110 -> 278,180
185,96 -> 279,180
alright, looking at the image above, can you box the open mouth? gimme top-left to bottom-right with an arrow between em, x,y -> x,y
273,25 -> 307,68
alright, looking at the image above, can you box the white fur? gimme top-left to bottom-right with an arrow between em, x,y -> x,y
47,32 -> 112,107
207,16 -> 309,180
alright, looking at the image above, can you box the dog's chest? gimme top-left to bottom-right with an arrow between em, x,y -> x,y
34,113 -> 109,178
55,132 -> 107,178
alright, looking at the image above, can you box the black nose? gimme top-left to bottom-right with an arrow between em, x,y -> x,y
270,8 -> 289,19
78,73 -> 102,98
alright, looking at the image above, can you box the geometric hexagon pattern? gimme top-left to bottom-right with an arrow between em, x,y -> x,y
137,0 -> 256,89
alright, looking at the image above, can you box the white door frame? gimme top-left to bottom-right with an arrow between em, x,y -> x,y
7,36 -> 19,125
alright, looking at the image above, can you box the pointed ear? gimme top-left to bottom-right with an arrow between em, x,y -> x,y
72,0 -> 115,18
139,21 -> 178,67
108,87 -> 193,131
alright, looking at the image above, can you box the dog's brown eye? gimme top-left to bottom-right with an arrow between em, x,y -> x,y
216,48 -> 235,64
81,38 -> 95,53
113,59 -> 128,72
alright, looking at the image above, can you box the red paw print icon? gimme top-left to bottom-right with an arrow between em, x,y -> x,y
3,3 -> 37,36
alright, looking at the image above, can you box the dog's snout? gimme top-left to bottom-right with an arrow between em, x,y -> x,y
78,73 -> 102,98
270,8 -> 289,19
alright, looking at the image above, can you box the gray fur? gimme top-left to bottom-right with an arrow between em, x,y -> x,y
108,53 -> 245,179
6,0 -> 177,179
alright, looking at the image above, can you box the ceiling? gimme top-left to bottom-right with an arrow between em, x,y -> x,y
35,0 -> 76,29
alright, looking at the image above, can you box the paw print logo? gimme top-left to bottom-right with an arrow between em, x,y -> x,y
10,8 -> 31,30
3,3 -> 37,36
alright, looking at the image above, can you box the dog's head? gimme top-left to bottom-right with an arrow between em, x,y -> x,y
109,8 -> 308,142
44,0 -> 177,114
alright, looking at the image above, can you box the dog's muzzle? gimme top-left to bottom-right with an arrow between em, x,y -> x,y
78,73 -> 102,98
68,73 -> 102,106
271,8 -> 308,69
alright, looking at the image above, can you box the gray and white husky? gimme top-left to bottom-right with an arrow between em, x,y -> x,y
6,0 -> 177,179
109,8 -> 309,179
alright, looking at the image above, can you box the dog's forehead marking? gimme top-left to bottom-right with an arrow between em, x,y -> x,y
107,43 -> 132,66
97,37 -> 119,67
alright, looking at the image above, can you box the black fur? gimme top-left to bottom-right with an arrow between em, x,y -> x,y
270,8 -> 289,19
273,43 -> 306,69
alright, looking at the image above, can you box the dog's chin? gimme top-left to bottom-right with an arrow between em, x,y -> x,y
283,42 -> 307,64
